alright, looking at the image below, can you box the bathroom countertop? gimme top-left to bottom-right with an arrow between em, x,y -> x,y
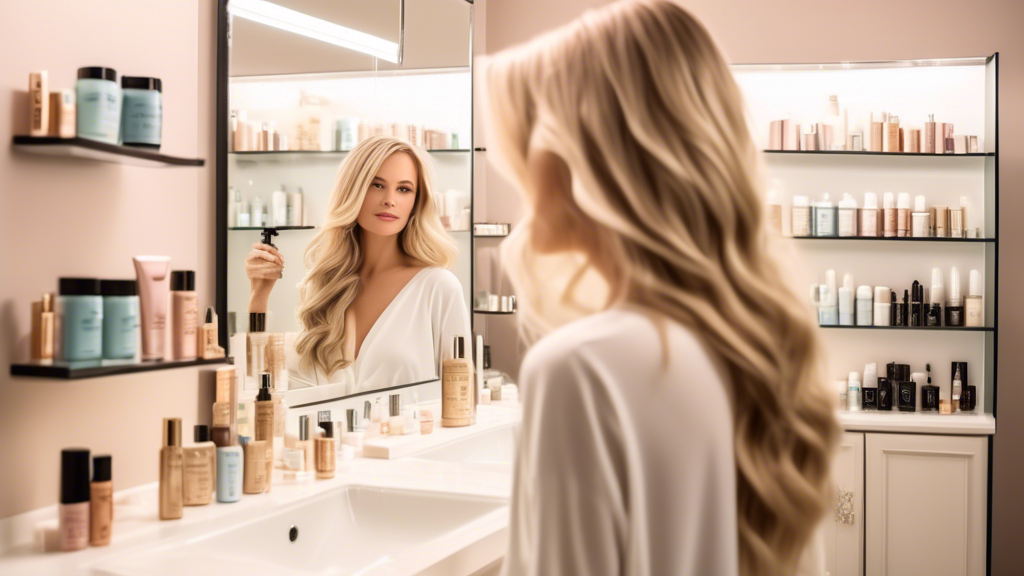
0,404 -> 522,576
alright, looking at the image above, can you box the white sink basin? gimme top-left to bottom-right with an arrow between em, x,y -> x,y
414,424 -> 515,467
93,486 -> 507,576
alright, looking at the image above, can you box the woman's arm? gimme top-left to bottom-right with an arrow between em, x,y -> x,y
246,242 -> 285,313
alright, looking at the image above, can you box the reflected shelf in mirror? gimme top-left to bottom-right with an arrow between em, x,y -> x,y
474,310 -> 516,315
229,226 -> 316,231
231,149 -> 471,156
763,149 -> 993,157
792,236 -> 994,243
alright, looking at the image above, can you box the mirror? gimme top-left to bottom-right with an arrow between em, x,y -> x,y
218,0 -> 474,404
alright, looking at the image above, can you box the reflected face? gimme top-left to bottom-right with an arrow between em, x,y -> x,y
356,152 -> 419,237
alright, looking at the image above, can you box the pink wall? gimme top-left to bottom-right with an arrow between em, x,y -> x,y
0,0 -> 219,519
483,0 -> 1024,572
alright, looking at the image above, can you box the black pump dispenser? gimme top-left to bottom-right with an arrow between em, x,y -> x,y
261,227 -> 279,248
257,373 -> 272,401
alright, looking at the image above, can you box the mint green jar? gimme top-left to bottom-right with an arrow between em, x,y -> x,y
76,67 -> 121,145
60,278 -> 103,361
101,280 -> 139,360
121,77 -> 162,148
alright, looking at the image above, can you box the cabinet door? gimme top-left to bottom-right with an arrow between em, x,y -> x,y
825,432 -> 864,576
865,434 -> 988,576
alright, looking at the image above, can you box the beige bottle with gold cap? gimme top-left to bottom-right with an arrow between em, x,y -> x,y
441,336 -> 475,427
159,418 -> 183,520
254,373 -> 275,491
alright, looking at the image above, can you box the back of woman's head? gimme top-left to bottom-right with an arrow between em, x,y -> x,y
484,1 -> 839,573
295,136 -> 454,376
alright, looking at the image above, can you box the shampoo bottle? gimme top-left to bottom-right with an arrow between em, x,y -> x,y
442,336 -> 475,427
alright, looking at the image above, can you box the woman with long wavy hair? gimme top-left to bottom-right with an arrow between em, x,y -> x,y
483,1 -> 838,574
246,136 -> 470,392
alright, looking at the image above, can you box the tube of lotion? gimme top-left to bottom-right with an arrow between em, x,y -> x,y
133,256 -> 171,361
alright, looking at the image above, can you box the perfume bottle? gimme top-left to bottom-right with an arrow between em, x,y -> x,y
946,267 -> 965,327
897,380 -> 917,412
921,364 -> 940,412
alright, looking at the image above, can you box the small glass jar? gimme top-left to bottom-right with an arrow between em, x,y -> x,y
76,67 -> 121,145
121,77 -> 162,148
60,278 -> 103,361
101,279 -> 139,360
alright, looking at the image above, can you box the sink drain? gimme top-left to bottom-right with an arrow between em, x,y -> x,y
289,525 -> 299,542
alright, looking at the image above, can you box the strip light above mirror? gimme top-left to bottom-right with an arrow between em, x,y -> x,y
229,0 -> 403,63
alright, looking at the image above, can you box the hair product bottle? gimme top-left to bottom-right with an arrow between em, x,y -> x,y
89,455 -> 113,546
255,374 -> 275,491
315,422 -> 336,479
159,418 -> 183,520
442,336 -> 475,427
59,448 -> 90,551
184,425 -> 215,506
242,437 -> 267,494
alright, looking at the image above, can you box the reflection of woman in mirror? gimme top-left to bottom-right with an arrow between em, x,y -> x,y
484,1 -> 838,574
246,136 -> 470,391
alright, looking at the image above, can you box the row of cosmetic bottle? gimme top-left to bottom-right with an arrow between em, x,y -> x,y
229,184 -> 304,228
768,191 -> 977,238
812,268 -> 983,328
839,362 -> 975,415
30,265 -> 225,363
766,96 -> 980,154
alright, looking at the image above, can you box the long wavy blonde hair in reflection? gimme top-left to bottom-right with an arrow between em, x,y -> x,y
484,1 -> 839,574
295,136 -> 455,376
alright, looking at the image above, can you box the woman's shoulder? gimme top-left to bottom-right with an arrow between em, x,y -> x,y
414,266 -> 463,294
522,305 -> 719,389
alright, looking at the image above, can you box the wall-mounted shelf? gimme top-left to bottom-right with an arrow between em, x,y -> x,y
10,357 -> 233,380
819,325 -> 993,332
474,309 -> 516,315
230,149 -> 470,156
229,226 -> 316,231
793,236 -> 994,243
12,136 -> 205,167
763,149 -> 993,157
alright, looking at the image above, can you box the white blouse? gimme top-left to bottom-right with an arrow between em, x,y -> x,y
286,267 -> 471,396
502,305 -> 826,576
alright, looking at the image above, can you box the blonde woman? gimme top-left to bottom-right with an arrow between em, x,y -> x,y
246,136 -> 470,392
483,1 -> 838,575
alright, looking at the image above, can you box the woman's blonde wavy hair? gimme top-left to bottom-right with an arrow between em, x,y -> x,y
295,136 -> 456,376
483,1 -> 839,573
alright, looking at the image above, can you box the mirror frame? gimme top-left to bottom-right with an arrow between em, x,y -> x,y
215,0 -> 478,404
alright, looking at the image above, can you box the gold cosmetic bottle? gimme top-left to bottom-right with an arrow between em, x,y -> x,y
965,270 -> 984,327
30,293 -> 55,360
198,307 -> 225,359
183,426 -> 215,506
255,374 -> 275,491
442,336 -> 475,427
89,455 -> 113,546
315,422 -> 336,479
242,437 -> 267,493
297,415 -> 314,473
159,418 -> 184,520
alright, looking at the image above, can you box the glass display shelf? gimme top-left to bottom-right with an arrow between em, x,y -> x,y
11,357 -> 233,380
763,149 -> 992,157
474,309 -> 516,315
819,325 -> 992,332
733,56 -> 989,72
793,236 -> 994,243
12,136 -> 205,167
229,226 -> 316,231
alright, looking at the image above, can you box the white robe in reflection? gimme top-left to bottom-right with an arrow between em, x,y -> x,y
285,267 -> 471,396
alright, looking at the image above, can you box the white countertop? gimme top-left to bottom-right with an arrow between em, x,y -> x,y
0,404 -> 522,576
838,410 -> 995,435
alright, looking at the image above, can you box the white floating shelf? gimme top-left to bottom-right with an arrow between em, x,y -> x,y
838,411 -> 994,435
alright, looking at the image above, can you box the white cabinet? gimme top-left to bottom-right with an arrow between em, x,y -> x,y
865,433 -> 988,576
825,432 -> 865,576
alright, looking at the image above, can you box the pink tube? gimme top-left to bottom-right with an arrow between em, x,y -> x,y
133,256 -> 171,361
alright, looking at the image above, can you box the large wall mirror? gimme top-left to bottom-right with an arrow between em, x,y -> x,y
216,0 -> 475,406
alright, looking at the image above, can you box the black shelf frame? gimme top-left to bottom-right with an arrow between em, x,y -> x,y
819,325 -> 993,332
11,357 -> 233,380
474,309 -> 516,315
230,149 -> 471,155
12,136 -> 205,167
763,149 -> 993,157
794,236 -> 994,243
